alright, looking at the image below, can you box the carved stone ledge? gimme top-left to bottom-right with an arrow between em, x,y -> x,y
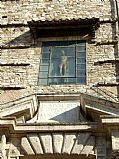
100,19 -> 117,24
94,82 -> 119,87
94,59 -> 119,65
0,86 -> 26,90
0,45 -> 31,49
0,63 -> 30,66
0,24 -> 28,28
96,40 -> 118,45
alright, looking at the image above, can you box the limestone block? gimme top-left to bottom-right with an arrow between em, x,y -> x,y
21,137 -> 34,155
62,133 -> 76,154
71,133 -> 90,154
39,133 -> 53,153
52,133 -> 63,154
27,134 -> 43,154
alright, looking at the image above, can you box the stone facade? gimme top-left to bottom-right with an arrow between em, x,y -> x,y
0,0 -> 119,92
0,0 -> 119,159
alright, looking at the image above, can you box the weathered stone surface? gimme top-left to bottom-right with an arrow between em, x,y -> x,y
0,0 -> 119,159
38,101 -> 80,123
20,132 -> 96,156
0,0 -> 118,101
21,137 -> 35,155
52,133 -> 63,154
0,1 -> 112,25
39,133 -> 53,153
71,133 -> 91,154
27,134 -> 43,154
62,133 -> 76,154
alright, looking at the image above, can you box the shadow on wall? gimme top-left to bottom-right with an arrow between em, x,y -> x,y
49,107 -> 88,123
5,30 -> 34,47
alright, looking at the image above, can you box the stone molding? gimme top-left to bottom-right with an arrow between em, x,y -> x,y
21,132 -> 95,156
0,94 -> 38,122
0,93 -> 118,159
0,117 -> 99,133
0,119 -> 98,159
0,92 -> 118,123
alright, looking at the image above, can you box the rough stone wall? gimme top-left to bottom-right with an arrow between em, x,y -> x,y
0,0 -> 112,23
0,0 -> 119,98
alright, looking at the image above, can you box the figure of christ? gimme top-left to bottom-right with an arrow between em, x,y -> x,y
59,50 -> 67,76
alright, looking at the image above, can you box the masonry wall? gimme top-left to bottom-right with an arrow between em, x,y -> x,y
0,0 -> 119,99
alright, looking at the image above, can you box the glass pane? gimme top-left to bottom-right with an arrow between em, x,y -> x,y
41,53 -> 50,59
76,46 -> 86,52
39,71 -> 48,78
52,47 -> 75,58
67,78 -> 76,83
59,78 -> 66,84
77,58 -> 86,64
49,78 -> 58,84
49,77 -> 77,84
49,78 -> 59,84
39,40 -> 86,85
42,47 -> 50,52
40,65 -> 49,71
77,77 -> 86,84
77,52 -> 86,58
40,59 -> 49,65
51,47 -> 61,58
49,77 -> 68,84
77,42 -> 86,46
67,58 -> 75,77
50,48 -> 75,77
77,64 -> 86,70
77,70 -> 86,77
50,59 -> 60,77
50,57 -> 75,77
38,78 -> 47,85
65,47 -> 75,56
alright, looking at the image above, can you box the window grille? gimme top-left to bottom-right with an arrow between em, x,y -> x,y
38,40 -> 86,85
